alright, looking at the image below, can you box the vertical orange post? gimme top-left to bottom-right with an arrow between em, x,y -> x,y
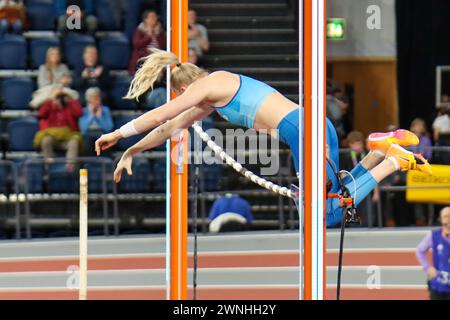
322,0 -> 327,299
302,0 -> 327,300
303,0 -> 313,301
170,0 -> 189,300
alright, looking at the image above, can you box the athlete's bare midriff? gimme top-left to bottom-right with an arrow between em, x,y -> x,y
253,91 -> 299,136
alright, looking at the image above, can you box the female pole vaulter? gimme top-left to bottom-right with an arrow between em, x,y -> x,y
95,49 -> 432,227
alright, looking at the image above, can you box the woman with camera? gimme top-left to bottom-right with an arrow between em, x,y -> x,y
33,86 -> 83,172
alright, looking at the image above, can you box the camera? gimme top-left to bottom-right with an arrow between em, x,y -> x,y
55,93 -> 70,107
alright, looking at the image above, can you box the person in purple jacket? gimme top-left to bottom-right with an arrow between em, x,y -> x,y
416,206 -> 450,300
410,118 -> 433,160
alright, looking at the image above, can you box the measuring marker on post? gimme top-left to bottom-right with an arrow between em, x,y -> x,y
79,169 -> 88,300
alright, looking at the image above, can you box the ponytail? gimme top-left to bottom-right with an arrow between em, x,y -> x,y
125,48 -> 179,100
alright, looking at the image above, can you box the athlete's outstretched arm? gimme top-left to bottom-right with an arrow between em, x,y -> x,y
95,76 -> 212,156
113,106 -> 213,183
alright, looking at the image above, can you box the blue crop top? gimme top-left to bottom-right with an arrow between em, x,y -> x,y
212,74 -> 277,128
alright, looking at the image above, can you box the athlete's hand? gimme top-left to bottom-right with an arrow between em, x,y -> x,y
95,130 -> 122,156
114,150 -> 133,183
427,267 -> 438,279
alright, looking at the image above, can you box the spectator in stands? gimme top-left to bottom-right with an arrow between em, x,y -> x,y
410,118 -> 432,159
432,105 -> 450,144
188,46 -> 205,68
55,0 -> 98,36
33,86 -> 83,172
79,87 -> 113,156
129,10 -> 166,75
416,206 -> 450,300
0,0 -> 27,35
37,47 -> 72,89
188,9 -> 209,57
340,131 -> 366,171
409,118 -> 433,226
326,86 -> 347,140
73,45 -> 111,104
31,47 -> 78,109
208,194 -> 253,233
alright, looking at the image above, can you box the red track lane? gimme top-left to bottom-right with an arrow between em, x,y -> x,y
0,251 -> 426,273
0,287 -> 428,300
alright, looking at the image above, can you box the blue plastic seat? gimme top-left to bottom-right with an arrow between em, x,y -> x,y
64,35 -> 96,69
17,160 -> 44,194
99,35 -> 130,69
151,158 -> 166,193
30,37 -> 60,69
110,76 -> 136,110
1,77 -> 34,109
27,1 -> 55,30
96,0 -> 120,30
7,118 -> 39,151
203,165 -> 223,191
0,164 -> 8,194
84,162 -> 114,193
47,164 -> 78,193
0,35 -> 27,69
117,156 -> 151,193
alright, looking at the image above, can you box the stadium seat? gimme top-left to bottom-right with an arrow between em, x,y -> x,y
0,35 -> 27,69
117,156 -> 151,193
47,164 -> 78,193
110,76 -> 137,110
7,118 -> 39,151
1,77 -> 34,109
23,163 -> 44,194
96,0 -> 120,30
114,116 -> 146,150
27,1 -> 55,30
84,162 -> 114,193
203,165 -> 223,191
151,159 -> 166,193
99,35 -> 130,69
30,37 -> 60,69
64,35 -> 96,70
0,164 -> 8,194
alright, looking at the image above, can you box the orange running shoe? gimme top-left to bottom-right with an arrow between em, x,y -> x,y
386,144 -> 432,175
368,129 -> 419,154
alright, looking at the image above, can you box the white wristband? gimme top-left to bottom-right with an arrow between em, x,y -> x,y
119,120 -> 139,138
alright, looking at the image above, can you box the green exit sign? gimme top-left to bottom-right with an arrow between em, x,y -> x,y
327,18 -> 346,40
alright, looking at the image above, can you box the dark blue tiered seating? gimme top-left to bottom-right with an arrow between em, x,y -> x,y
47,164 -> 77,193
63,34 -> 96,70
30,37 -> 60,69
1,77 -> 34,109
84,162 -> 114,193
152,158 -> 166,193
27,0 -> 55,30
0,165 -> 8,194
7,118 -> 39,151
0,35 -> 27,69
99,35 -> 130,69
117,156 -> 151,193
96,0 -> 121,30
110,76 -> 136,110
23,163 -> 44,194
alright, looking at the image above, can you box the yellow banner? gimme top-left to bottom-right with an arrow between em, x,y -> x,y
406,165 -> 450,204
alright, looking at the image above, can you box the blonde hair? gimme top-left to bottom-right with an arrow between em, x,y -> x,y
124,48 -> 206,100
45,47 -> 61,70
